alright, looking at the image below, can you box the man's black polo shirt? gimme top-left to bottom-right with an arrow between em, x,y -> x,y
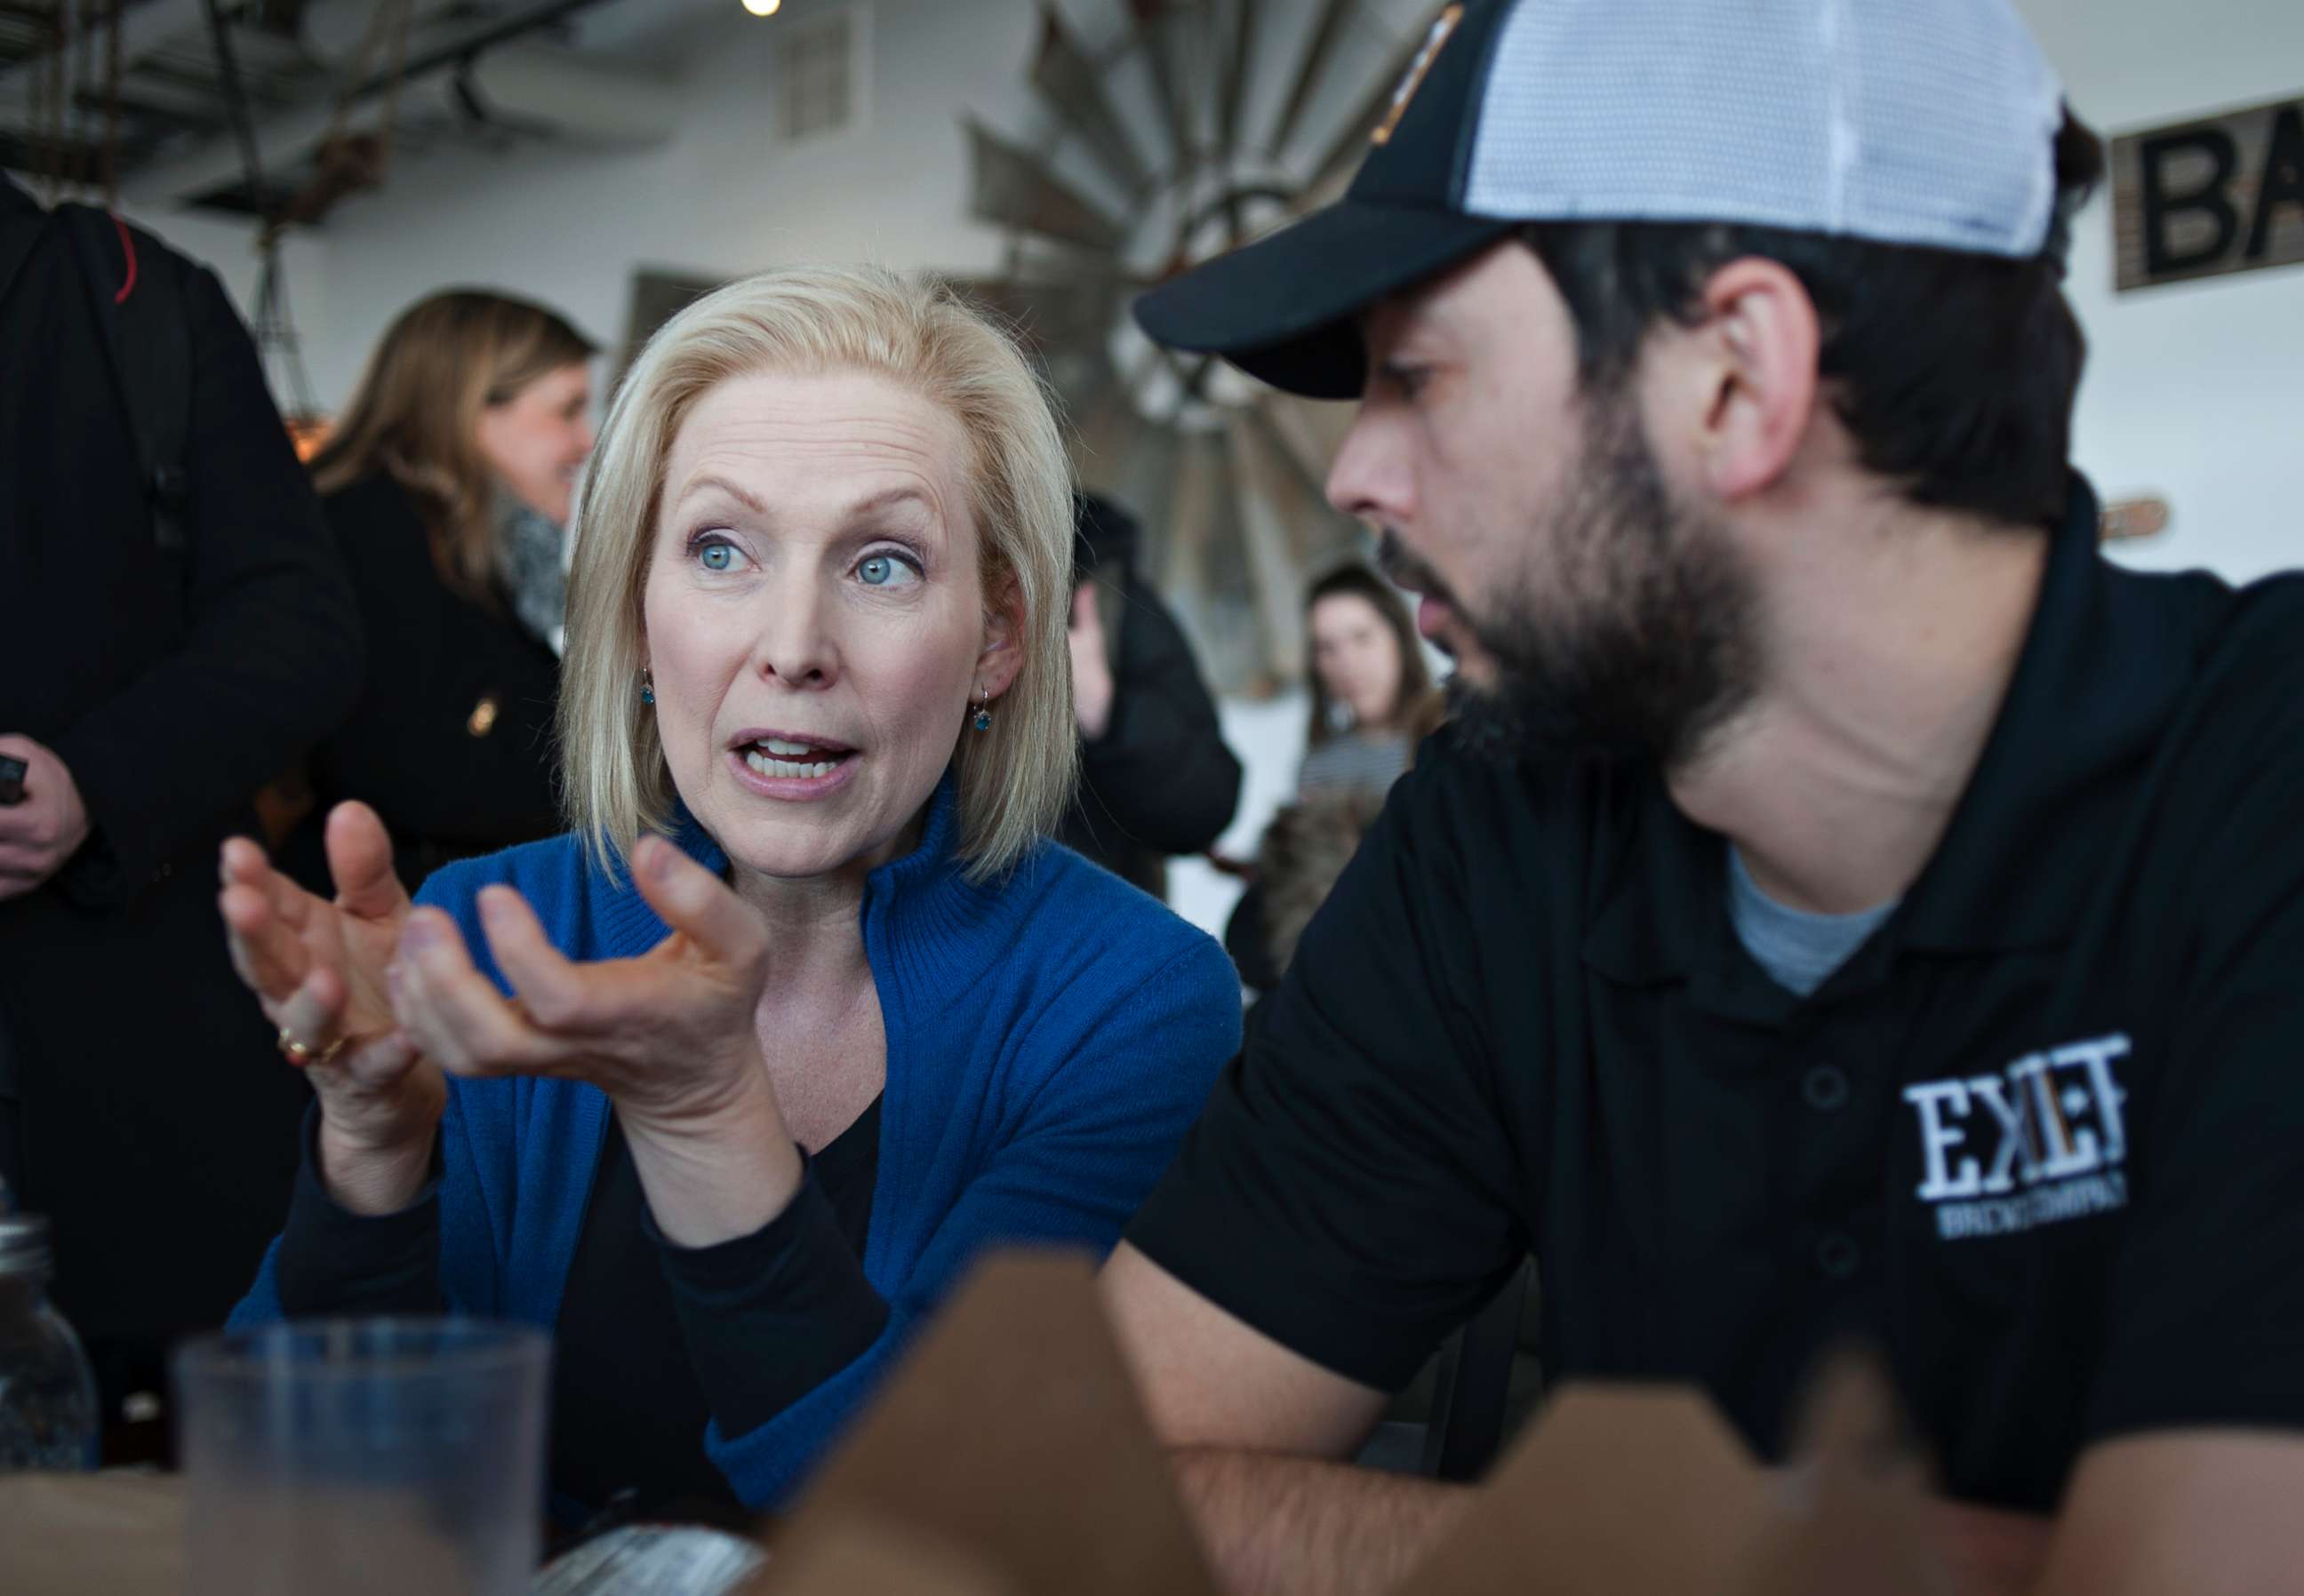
1126,479 -> 2304,1511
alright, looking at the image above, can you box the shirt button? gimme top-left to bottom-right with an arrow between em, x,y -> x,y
1802,1064 -> 1850,1111
1815,1231 -> 1861,1280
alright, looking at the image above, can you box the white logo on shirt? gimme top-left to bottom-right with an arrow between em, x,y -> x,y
1902,1033 -> 2132,1241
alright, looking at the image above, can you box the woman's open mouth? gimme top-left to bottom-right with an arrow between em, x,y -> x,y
741,736 -> 853,779
728,730 -> 860,800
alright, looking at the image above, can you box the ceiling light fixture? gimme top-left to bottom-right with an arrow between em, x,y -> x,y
741,0 -> 781,15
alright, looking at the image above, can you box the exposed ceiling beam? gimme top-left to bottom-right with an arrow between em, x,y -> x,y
116,0 -> 643,210
90,69 -> 235,128
0,0 -> 210,114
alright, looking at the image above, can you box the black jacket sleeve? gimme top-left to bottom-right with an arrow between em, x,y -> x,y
51,262 -> 362,902
1076,582 -> 1243,858
274,1106 -> 444,1318
647,1159 -> 890,1440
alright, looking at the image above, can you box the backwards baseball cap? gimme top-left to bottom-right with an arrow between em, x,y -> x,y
1134,0 -> 2067,400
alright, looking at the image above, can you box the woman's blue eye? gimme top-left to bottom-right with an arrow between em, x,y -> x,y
857,553 -> 919,588
699,541 -> 738,572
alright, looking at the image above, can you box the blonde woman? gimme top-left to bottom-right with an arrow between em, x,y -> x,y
287,291 -> 597,891
216,267 -> 1240,1518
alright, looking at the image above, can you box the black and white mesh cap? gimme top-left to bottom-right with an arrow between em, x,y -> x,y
1134,0 -> 2067,400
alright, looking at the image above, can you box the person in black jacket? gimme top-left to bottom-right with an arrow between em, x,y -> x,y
0,173 -> 363,1428
1056,492 -> 1242,897
285,290 -> 596,893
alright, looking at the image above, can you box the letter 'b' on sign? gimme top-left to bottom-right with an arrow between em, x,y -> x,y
2116,95 -> 2304,291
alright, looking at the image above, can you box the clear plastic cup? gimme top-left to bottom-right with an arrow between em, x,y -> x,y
173,1319 -> 551,1596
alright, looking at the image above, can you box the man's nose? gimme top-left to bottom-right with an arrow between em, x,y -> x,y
1326,407 -> 1407,528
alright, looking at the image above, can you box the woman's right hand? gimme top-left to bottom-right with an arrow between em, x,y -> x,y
219,802 -> 445,1213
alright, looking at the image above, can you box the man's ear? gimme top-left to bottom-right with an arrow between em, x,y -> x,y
1683,257 -> 1822,503
974,570 -> 1026,699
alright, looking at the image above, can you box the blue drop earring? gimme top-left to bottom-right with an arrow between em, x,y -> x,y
972,687 -> 993,732
640,668 -> 655,706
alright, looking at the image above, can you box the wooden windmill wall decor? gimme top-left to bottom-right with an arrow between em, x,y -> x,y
956,0 -> 1448,696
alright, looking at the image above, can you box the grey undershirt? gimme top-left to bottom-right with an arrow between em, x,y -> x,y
1726,846 -> 1900,998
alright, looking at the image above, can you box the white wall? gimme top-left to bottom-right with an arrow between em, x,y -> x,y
2016,0 -> 2304,584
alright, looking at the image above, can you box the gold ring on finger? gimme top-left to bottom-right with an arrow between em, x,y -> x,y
276,1027 -> 348,1068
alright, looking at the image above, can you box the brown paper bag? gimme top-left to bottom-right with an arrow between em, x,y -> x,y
757,1249 -> 1218,1596
762,1246 -> 1963,1596
1403,1347 -> 1956,1596
1729,1350 -> 1957,1596
1398,1385 -> 1772,1596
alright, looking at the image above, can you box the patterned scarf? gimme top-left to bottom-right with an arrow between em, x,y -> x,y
494,487 -> 567,656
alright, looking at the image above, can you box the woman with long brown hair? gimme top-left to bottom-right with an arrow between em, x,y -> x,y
287,290 -> 597,890
1298,562 -> 1441,800
1225,563 -> 1444,993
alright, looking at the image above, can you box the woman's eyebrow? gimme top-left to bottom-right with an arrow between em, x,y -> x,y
843,485 -> 934,521
672,474 -> 771,515
668,480 -> 934,521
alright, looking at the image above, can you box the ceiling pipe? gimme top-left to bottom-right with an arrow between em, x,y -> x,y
121,0 -> 676,210
0,0 -> 211,118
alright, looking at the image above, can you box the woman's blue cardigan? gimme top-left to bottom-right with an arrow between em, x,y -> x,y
233,778 -> 1242,1509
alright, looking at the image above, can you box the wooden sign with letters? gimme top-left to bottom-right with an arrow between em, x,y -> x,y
2112,92 -> 2304,291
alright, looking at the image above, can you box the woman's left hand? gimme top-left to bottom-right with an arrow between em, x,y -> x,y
388,833 -> 804,1242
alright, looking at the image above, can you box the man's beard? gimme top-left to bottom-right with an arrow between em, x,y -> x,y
1433,389 -> 1760,771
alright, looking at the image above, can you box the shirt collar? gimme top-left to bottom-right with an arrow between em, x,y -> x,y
1583,475 -> 2195,993
1894,475 -> 2193,952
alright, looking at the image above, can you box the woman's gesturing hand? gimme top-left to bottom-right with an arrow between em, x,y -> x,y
388,833 -> 803,1244
219,802 -> 444,1213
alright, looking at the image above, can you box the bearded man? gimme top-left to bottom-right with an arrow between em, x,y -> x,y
1098,3 -> 2304,1593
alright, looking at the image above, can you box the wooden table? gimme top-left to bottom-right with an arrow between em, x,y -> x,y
0,1472 -> 184,1596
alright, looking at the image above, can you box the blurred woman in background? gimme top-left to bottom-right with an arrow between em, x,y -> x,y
1226,563 -> 1442,993
286,290 -> 597,890
1297,562 -> 1441,801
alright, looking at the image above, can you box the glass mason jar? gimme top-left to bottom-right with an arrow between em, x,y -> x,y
0,1210 -> 100,1472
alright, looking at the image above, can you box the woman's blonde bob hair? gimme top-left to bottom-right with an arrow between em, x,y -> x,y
559,265 -> 1077,884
